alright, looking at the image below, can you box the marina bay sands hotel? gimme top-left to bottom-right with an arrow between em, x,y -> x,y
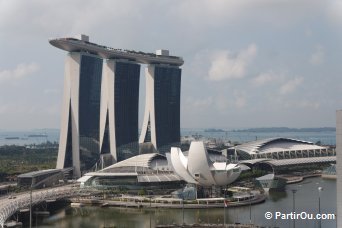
49,35 -> 183,177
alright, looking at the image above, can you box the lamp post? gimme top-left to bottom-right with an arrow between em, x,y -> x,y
223,201 -> 226,227
223,187 -> 226,227
149,196 -> 152,228
291,189 -> 297,228
29,184 -> 33,228
318,187 -> 323,228
182,195 -> 185,225
249,192 -> 252,224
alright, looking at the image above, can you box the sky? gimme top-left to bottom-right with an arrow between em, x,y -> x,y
0,0 -> 341,130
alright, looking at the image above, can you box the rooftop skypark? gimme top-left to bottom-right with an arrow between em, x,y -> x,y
49,35 -> 184,66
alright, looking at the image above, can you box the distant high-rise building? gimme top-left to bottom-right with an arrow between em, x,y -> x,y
50,35 -> 183,177
140,64 -> 182,154
336,110 -> 342,227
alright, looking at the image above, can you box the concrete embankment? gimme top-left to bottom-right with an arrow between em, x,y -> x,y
321,174 -> 336,180
279,173 -> 321,184
156,224 -> 260,227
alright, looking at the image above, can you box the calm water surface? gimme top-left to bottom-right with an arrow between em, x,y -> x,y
37,177 -> 336,228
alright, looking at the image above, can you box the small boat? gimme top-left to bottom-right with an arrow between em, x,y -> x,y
33,211 -> 50,216
27,134 -> 47,137
5,221 -> 23,227
5,137 -> 19,140
100,203 -> 110,207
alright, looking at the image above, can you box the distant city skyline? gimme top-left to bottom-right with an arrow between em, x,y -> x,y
0,0 -> 341,129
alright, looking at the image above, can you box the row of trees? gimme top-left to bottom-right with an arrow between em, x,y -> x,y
0,145 -> 57,182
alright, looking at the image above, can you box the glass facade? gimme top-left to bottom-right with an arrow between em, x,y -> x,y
64,104 -> 73,168
114,61 -> 140,161
100,111 -> 110,154
154,66 -> 181,153
143,118 -> 152,143
78,54 -> 103,172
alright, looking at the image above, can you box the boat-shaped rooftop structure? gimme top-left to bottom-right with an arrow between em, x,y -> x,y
49,35 -> 184,66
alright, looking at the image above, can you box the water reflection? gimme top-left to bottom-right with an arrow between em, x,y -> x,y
268,191 -> 287,202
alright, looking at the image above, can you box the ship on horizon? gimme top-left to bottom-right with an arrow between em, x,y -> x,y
27,134 -> 48,138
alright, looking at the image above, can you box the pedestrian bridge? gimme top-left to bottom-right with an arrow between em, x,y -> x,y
0,185 -> 92,228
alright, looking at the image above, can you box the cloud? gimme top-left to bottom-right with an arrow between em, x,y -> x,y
174,0 -> 326,29
0,105 -> 10,114
0,102 -> 60,116
44,104 -> 60,116
43,89 -> 60,94
251,71 -> 280,87
192,97 -> 213,108
211,95 -> 228,112
185,96 -> 213,108
0,103 -> 35,115
284,100 -> 320,109
0,63 -> 39,83
327,0 -> 342,24
280,77 -> 303,95
309,45 -> 325,65
185,93 -> 247,112
174,1 -> 248,27
0,0 -> 339,129
305,28 -> 313,37
233,91 -> 247,109
208,44 -> 257,81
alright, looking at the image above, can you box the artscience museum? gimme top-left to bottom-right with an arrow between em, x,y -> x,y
169,141 -> 241,187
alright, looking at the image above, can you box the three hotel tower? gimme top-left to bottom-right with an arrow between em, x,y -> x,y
50,35 -> 183,177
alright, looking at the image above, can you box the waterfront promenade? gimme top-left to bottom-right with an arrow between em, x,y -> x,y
69,194 -> 266,209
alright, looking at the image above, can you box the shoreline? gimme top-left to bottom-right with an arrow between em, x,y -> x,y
278,173 -> 322,184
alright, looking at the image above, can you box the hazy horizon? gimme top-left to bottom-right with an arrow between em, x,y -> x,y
0,126 -> 336,132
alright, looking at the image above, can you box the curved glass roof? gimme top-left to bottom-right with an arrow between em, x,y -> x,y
100,153 -> 165,173
234,137 -> 326,155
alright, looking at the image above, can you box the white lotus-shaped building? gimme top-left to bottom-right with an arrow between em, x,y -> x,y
170,141 -> 241,187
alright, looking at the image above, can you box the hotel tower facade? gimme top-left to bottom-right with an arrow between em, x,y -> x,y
139,64 -> 182,153
50,35 -> 183,177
